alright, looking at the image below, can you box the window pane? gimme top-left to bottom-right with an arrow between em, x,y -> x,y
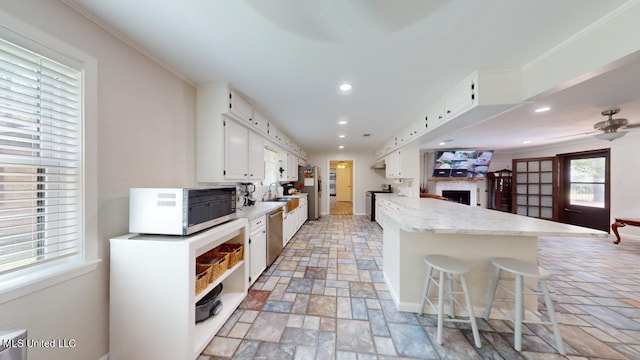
570,158 -> 605,183
570,183 -> 605,208
540,160 -> 553,172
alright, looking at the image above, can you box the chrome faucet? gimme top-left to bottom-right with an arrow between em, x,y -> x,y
262,182 -> 280,201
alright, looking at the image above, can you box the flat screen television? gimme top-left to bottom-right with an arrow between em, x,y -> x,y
433,150 -> 494,179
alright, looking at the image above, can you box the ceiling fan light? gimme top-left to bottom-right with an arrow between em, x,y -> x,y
594,131 -> 627,141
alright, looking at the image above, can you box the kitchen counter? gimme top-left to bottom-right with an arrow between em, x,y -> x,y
378,195 -> 608,317
236,193 -> 308,219
376,194 -> 609,237
236,201 -> 285,220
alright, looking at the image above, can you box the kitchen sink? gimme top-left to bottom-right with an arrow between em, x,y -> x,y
265,197 -> 299,212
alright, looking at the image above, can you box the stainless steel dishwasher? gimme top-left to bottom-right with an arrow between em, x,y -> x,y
267,208 -> 284,266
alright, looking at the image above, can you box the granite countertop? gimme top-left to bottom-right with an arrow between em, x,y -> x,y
377,194 -> 609,238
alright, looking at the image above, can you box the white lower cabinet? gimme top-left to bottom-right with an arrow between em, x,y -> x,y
109,218 -> 249,360
283,210 -> 294,246
283,196 -> 308,245
249,215 -> 267,285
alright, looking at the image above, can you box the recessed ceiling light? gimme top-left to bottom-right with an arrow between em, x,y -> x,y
438,142 -> 447,146
338,145 -> 344,149
438,139 -> 454,146
339,83 -> 352,92
534,106 -> 550,113
523,140 -> 532,144
338,120 -> 348,125
338,135 -> 345,138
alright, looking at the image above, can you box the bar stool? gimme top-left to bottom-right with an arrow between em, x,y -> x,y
483,257 -> 565,355
418,255 -> 481,348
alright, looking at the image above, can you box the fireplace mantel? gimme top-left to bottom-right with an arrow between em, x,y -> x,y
428,179 -> 481,206
428,178 -> 485,182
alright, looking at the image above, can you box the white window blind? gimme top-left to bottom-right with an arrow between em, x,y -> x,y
0,37 -> 82,274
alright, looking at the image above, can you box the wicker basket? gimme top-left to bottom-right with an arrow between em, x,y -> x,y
200,254 -> 229,283
195,263 -> 211,295
214,243 -> 244,269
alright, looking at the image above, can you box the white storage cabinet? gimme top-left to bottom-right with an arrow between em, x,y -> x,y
249,215 -> 267,285
109,218 -> 249,360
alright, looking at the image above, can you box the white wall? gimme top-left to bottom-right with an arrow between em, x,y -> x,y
511,133 -> 640,239
309,151 -> 387,215
0,1 -> 196,359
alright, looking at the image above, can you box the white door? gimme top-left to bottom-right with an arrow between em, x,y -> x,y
336,166 -> 352,202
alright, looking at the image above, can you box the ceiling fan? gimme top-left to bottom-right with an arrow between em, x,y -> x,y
593,108 -> 639,141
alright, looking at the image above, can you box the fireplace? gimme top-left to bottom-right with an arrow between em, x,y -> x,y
442,190 -> 471,205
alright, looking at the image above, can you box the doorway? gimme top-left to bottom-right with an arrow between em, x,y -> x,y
329,160 -> 353,215
558,149 -> 610,232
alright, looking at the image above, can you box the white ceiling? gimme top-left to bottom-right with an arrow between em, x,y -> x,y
68,0 -> 640,153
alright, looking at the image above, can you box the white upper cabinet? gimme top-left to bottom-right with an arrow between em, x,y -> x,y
229,89 -> 254,124
252,110 -> 269,136
374,69 -> 521,161
223,119 -> 265,181
287,153 -> 298,181
197,82 -> 307,182
384,145 -> 419,179
248,131 -> 265,180
224,118 -> 250,180
443,72 -> 476,120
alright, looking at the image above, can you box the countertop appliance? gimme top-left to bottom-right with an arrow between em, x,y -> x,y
267,208 -> 284,266
365,185 -> 393,221
129,187 -> 236,235
295,165 -> 321,220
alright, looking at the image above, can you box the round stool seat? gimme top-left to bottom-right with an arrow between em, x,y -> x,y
425,255 -> 470,275
491,257 -> 549,279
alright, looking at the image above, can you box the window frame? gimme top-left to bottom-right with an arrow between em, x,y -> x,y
0,10 -> 99,304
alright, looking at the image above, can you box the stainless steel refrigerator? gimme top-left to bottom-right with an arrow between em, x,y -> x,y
296,165 -> 321,220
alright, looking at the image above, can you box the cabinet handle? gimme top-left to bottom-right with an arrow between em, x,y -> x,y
447,110 -> 451,114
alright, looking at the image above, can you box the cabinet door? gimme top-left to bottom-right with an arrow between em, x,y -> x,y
248,132 -> 265,180
250,225 -> 267,284
385,151 -> 399,178
444,73 -> 476,120
287,153 -> 298,181
268,123 -> 279,142
229,89 -> 253,124
252,110 -> 269,135
224,119 -> 249,180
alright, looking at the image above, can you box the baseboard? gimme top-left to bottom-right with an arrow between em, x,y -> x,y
98,354 -> 109,360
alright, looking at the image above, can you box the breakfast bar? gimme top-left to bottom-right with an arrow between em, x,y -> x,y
378,195 -> 609,316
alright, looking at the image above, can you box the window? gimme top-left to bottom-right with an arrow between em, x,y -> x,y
0,37 -> 82,274
568,157 -> 606,208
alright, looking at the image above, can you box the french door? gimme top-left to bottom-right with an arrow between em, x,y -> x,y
512,157 -> 556,220
558,149 -> 610,232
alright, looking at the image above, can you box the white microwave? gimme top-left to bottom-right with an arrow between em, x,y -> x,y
129,187 -> 237,235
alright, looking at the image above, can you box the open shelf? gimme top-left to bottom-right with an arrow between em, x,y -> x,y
193,291 -> 245,355
195,260 -> 244,303
110,218 -> 249,360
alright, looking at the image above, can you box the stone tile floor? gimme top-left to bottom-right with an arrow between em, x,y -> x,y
200,214 -> 640,359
